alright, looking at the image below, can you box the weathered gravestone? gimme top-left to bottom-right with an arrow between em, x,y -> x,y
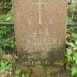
13,0 -> 67,77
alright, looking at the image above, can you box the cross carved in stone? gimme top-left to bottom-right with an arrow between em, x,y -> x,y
31,0 -> 48,24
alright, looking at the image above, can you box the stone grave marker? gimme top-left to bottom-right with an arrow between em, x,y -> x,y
12,0 -> 67,76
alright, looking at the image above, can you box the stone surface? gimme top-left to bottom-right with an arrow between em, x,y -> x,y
13,0 -> 67,77
13,0 -> 67,66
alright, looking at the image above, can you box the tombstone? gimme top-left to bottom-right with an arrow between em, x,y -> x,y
12,0 -> 67,77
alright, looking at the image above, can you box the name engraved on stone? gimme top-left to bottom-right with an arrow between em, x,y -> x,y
33,28 -> 50,35
31,0 -> 48,24
26,38 -> 61,45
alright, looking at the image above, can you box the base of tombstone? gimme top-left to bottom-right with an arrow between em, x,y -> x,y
15,65 -> 70,77
15,59 -> 70,77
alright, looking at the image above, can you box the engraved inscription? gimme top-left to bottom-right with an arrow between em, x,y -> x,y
26,28 -> 61,46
